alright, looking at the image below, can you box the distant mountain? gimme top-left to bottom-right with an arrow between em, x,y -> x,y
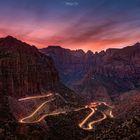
93,43 -> 140,83
40,43 -> 140,103
40,46 -> 94,87
78,43 -> 140,101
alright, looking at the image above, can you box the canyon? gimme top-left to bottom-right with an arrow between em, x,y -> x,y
0,36 -> 139,140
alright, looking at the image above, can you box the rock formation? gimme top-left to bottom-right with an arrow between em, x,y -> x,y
0,36 -> 81,121
0,36 -> 59,98
40,46 -> 94,87
41,43 -> 140,103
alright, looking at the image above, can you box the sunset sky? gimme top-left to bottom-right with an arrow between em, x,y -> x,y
0,0 -> 140,52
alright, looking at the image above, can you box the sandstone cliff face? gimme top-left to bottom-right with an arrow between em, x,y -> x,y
40,46 -> 94,86
0,36 -> 83,121
0,36 -> 59,98
77,44 -> 140,102
0,36 -> 60,121
93,43 -> 140,84
40,44 -> 140,102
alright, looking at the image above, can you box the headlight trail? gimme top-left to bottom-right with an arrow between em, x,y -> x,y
18,93 -> 114,130
34,111 -> 67,123
74,107 -> 86,112
87,111 -> 107,130
18,93 -> 53,101
79,102 -> 114,130
18,93 -> 76,123
79,107 -> 95,129
109,110 -> 114,118
19,98 -> 55,123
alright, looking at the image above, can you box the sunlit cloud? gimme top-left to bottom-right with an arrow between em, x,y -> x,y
0,0 -> 140,52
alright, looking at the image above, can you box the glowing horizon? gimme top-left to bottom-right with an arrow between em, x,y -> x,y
0,0 -> 140,52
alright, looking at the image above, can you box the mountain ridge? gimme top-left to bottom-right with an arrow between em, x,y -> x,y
40,41 -> 140,104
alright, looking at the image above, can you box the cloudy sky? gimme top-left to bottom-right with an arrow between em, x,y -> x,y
0,0 -> 140,52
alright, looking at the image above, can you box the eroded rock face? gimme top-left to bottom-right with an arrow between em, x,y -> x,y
0,36 -> 59,98
40,46 -> 94,86
0,36 -> 83,121
40,43 -> 140,102
0,36 -> 60,121
93,43 -> 140,84
40,43 -> 140,89
83,45 -> 140,102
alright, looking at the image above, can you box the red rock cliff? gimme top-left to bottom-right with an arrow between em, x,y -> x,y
0,36 -> 59,98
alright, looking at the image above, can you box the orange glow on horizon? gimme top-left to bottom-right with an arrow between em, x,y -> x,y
0,29 -> 140,52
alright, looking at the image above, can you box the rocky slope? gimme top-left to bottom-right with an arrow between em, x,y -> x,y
0,36 -> 85,140
0,36 -> 81,122
40,44 -> 140,102
114,88 -> 140,119
46,113 -> 140,140
93,43 -> 140,87
73,43 -> 140,102
40,44 -> 140,123
40,46 -> 94,87
0,36 -> 59,98
1,109 -> 139,140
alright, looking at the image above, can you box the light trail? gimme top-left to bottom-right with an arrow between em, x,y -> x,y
109,110 -> 114,118
88,111 -> 107,130
79,108 -> 95,129
101,102 -> 113,109
79,102 -> 114,130
79,109 -> 107,130
18,93 -> 114,130
18,93 -> 76,123
74,107 -> 86,112
19,98 -> 55,123
18,93 -> 53,101
34,111 -> 67,123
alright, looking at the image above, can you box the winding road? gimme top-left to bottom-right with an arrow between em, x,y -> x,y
18,93 -> 114,130
79,102 -> 113,130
